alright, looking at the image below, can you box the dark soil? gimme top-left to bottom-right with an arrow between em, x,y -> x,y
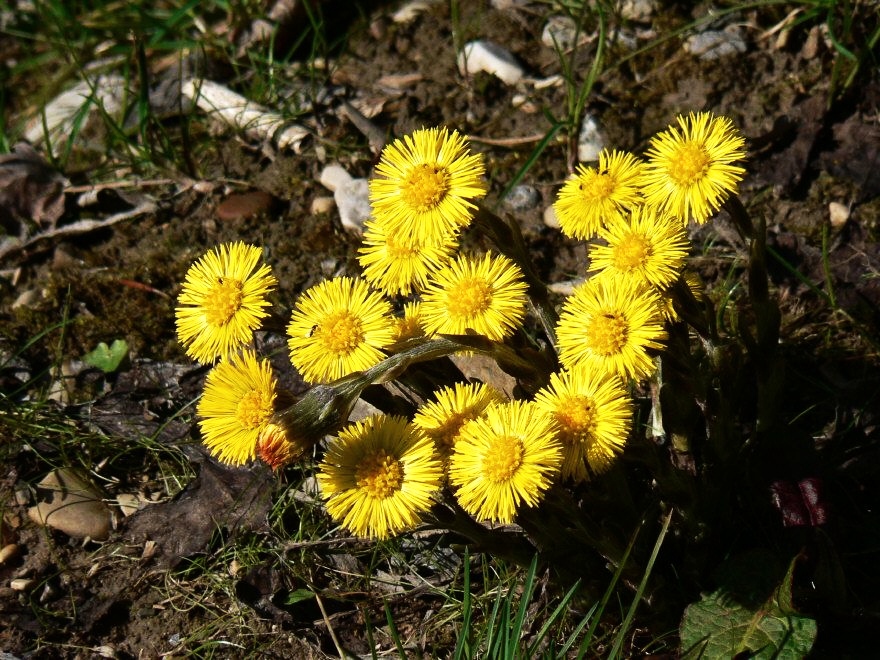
2,1 -> 880,657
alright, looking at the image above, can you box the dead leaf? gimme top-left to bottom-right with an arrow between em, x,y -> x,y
123,460 -> 274,568
0,143 -> 68,237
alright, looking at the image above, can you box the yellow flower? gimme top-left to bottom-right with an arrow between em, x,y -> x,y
641,112 -> 746,224
555,277 -> 666,381
419,253 -> 528,341
389,302 -> 426,344
176,242 -> 277,364
449,400 -> 561,523
369,127 -> 486,242
358,218 -> 458,295
533,367 -> 632,481
317,415 -> 443,540
197,349 -> 276,465
412,382 -> 506,458
553,149 -> 644,240
287,277 -> 394,383
588,204 -> 690,289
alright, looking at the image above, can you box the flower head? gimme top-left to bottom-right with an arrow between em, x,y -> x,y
588,205 -> 690,289
555,276 -> 666,381
449,400 -> 561,523
384,302 -> 424,345
287,277 -> 394,383
369,127 -> 486,242
419,253 -> 528,341
176,242 -> 277,363
641,112 -> 746,224
533,367 -> 632,481
412,382 -> 506,458
553,149 -> 644,240
256,423 -> 310,470
358,218 -> 458,295
197,349 -> 276,465
317,415 -> 443,539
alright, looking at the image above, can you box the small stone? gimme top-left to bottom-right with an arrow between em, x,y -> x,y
684,27 -> 747,61
548,278 -> 584,296
310,196 -> 336,215
319,164 -> 353,192
11,288 -> 41,309
620,0 -> 656,21
458,40 -> 524,85
216,191 -> 276,221
0,544 -> 19,565
10,578 -> 35,592
829,201 -> 849,228
577,114 -> 605,162
543,205 -> 560,229
542,15 -> 581,51
334,178 -> 372,233
503,185 -> 541,212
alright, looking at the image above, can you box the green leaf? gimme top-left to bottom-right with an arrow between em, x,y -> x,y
82,339 -> 129,373
282,588 -> 315,605
680,552 -> 817,659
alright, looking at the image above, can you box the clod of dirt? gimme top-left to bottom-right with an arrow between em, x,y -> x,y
27,468 -> 112,540
0,143 -> 68,236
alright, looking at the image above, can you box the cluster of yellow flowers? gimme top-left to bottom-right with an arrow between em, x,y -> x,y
173,112 -> 746,540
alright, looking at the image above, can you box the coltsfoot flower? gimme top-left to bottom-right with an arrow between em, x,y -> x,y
419,253 -> 528,341
555,276 -> 666,381
588,204 -> 690,289
175,242 -> 277,364
358,218 -> 458,295
533,367 -> 632,481
553,149 -> 644,240
449,400 -> 561,523
197,349 -> 276,465
317,414 -> 443,539
287,277 -> 394,383
369,127 -> 486,242
641,112 -> 746,224
412,381 -> 506,458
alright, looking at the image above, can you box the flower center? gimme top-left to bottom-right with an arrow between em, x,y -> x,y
317,311 -> 365,355
612,233 -> 651,271
587,312 -> 629,356
356,449 -> 404,499
401,163 -> 451,212
482,434 -> 524,483
668,142 -> 710,186
554,395 -> 596,445
205,278 -> 244,326
579,172 -> 615,201
447,277 -> 492,319
235,389 -> 272,429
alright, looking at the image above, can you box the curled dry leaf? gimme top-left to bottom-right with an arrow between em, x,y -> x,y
0,143 -> 68,237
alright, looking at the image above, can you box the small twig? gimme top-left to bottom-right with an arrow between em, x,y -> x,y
314,589 -> 348,659
65,178 -> 178,194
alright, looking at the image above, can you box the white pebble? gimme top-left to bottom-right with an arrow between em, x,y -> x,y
310,196 -> 336,215
542,16 -> 580,51
684,28 -> 747,60
543,205 -> 560,229
458,40 -> 524,85
577,115 -> 605,162
334,178 -> 372,233
829,201 -> 850,228
319,164 -> 353,192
